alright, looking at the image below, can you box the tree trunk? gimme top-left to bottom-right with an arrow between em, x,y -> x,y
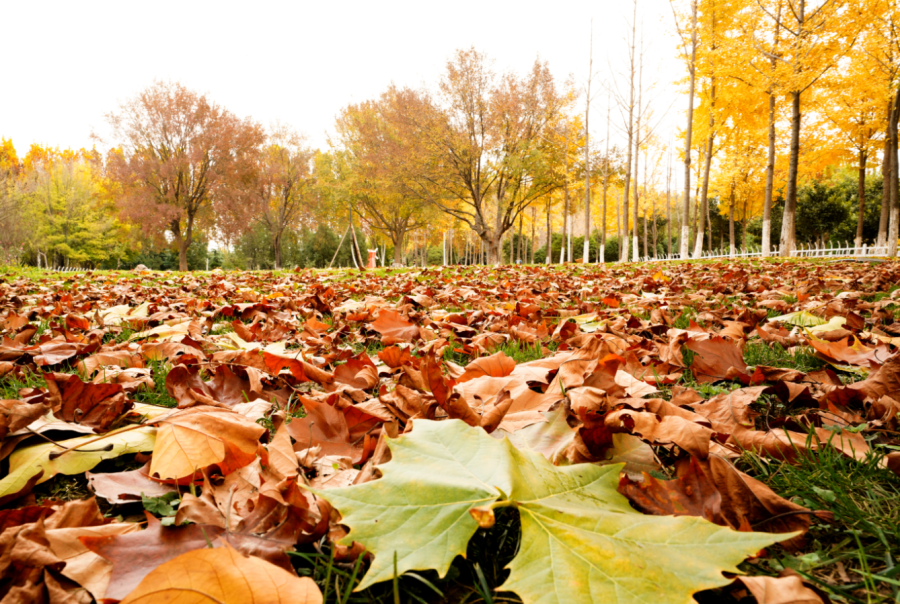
616,189 -> 623,261
692,193 -> 699,249
601,181 -> 607,264
562,129 -> 570,263
632,135 -> 641,262
693,135 -> 714,258
632,54 -> 643,264
602,103 -> 610,264
666,153 -> 672,256
622,2 -> 636,263
178,239 -> 189,272
393,232 -> 404,265
856,150 -> 867,248
642,209 -> 648,258
545,197 -> 552,264
171,217 -> 193,272
517,214 -> 524,262
729,188 -> 735,256
889,86 -> 900,257
878,106 -> 892,247
779,90 -> 801,256
761,2 -> 781,257
763,91 -> 776,257
273,228 -> 283,270
680,0 -> 698,260
531,207 -> 536,264
742,199 -> 749,249
486,234 -> 502,265
559,214 -> 566,263
584,23 -> 594,263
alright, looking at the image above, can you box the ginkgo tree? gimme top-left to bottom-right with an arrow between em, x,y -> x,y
753,0 -> 864,255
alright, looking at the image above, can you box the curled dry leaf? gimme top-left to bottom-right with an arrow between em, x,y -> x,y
118,543 -> 322,604
457,350 -> 516,383
736,571 -> 824,604
44,372 -> 132,431
371,309 -> 420,343
149,407 -> 265,480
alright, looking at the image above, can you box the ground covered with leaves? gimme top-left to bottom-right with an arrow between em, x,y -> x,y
0,259 -> 899,604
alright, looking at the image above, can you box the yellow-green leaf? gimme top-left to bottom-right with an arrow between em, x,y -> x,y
315,420 -> 786,603
0,426 -> 157,499
768,310 -> 826,327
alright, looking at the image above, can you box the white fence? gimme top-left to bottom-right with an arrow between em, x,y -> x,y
642,242 -> 888,262
790,242 -> 887,258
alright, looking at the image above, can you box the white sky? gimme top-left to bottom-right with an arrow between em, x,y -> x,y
1,0 -> 683,174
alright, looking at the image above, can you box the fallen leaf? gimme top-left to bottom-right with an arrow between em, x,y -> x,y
0,426 -> 157,500
315,419 -> 785,602
371,309 -> 419,343
117,542 -> 322,604
149,408 -> 265,480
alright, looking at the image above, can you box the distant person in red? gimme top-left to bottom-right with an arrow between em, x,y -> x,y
367,249 -> 378,269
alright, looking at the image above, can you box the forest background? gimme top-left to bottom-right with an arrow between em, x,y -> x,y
2,0 -> 900,271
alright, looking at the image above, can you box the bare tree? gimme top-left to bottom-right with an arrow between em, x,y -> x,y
609,0 -> 639,262
582,20 -> 603,263
398,49 -> 570,265
670,0 -> 699,259
600,98 -> 612,263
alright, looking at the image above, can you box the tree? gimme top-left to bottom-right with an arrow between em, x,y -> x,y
332,88 -> 440,266
612,0 -> 639,261
754,0 -> 861,255
104,81 -> 265,271
582,21 -> 601,263
247,125 -> 315,269
0,139 -> 28,264
671,0 -> 700,259
821,43 -> 886,247
865,1 -> 900,254
398,49 -> 570,265
14,145 -> 134,269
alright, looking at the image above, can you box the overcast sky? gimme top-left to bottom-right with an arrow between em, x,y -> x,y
2,0 -> 683,165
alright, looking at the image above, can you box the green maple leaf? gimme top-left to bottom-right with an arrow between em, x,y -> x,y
315,420 -> 788,603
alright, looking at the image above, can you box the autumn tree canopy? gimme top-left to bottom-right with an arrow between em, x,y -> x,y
104,81 -> 265,271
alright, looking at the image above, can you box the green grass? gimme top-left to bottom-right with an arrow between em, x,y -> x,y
743,341 -> 826,373
352,339 -> 386,358
737,439 -> 900,603
499,339 -> 557,364
131,360 -> 177,408
0,367 -> 46,399
102,326 -> 135,344
673,307 -> 699,329
442,338 -> 470,365
862,284 -> 900,303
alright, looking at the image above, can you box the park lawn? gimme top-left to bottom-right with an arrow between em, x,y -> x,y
0,258 -> 898,603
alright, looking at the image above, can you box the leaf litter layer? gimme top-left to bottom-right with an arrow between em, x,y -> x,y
0,259 -> 898,603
